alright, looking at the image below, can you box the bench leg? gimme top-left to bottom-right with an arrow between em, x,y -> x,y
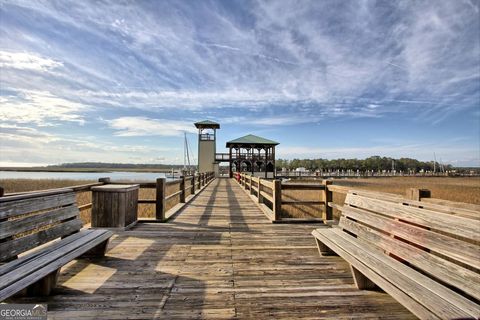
81,239 -> 110,258
315,238 -> 337,256
350,265 -> 376,290
26,269 -> 60,296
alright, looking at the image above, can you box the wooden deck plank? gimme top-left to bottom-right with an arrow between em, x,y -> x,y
6,178 -> 415,319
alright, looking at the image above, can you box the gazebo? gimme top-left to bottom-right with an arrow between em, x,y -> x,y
225,134 -> 279,178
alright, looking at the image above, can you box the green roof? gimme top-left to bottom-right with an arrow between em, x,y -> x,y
194,120 -> 220,129
226,134 -> 279,147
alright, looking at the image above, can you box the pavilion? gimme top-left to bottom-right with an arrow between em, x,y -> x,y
224,134 -> 279,178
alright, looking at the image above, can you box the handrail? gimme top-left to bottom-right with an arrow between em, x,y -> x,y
235,173 -> 479,224
0,171 -> 216,223
282,184 -> 325,190
234,173 -> 331,223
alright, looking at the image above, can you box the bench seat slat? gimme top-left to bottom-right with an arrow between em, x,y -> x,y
339,216 -> 480,300
312,229 -> 441,320
346,194 -> 480,241
0,206 -> 79,240
313,229 -> 480,319
0,231 -> 90,276
0,229 -> 112,301
0,219 -> 83,261
0,192 -> 76,219
342,206 -> 480,271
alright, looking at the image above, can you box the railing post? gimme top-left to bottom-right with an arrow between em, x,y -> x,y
156,178 -> 166,221
322,180 -> 333,221
249,175 -> 253,195
192,174 -> 196,194
98,177 -> 111,184
180,176 -> 186,203
0,186 -> 4,197
406,188 -> 431,201
272,180 -> 282,221
201,173 -> 205,187
258,178 -> 263,204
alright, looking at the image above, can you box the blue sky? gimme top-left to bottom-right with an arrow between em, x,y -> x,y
0,0 -> 479,167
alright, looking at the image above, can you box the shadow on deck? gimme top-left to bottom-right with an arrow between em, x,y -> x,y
8,178 -> 415,319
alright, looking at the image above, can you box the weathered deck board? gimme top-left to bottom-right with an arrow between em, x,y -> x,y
7,178 -> 414,319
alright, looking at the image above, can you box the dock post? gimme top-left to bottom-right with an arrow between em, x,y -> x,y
180,176 -> 186,203
192,174 -> 196,194
0,186 -> 4,197
406,188 -> 431,201
272,180 -> 282,221
322,180 -> 333,221
258,178 -> 263,204
156,178 -> 166,221
249,175 -> 254,195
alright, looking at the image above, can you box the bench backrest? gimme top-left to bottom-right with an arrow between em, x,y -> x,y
0,189 -> 83,262
339,193 -> 480,301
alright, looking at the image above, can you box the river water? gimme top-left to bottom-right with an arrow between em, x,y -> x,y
0,171 -> 173,181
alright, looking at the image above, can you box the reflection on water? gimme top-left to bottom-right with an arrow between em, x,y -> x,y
0,171 -> 170,181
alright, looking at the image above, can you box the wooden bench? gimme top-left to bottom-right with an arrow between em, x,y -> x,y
312,192 -> 480,319
0,189 -> 113,301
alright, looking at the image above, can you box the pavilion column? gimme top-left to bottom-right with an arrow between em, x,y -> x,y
264,147 -> 268,178
273,146 -> 276,178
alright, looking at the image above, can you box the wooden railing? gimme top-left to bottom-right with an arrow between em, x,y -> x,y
153,172 -> 215,220
235,173 -> 480,223
0,172 -> 215,224
236,173 -> 330,222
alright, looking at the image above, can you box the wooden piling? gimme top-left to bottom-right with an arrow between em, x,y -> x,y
272,179 -> 282,221
322,180 -> 333,220
156,178 -> 166,220
406,188 -> 431,201
180,176 -> 186,203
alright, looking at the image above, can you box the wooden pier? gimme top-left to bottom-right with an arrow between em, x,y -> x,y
6,178 -> 414,319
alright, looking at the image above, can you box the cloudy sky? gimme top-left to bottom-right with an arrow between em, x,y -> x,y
0,0 -> 479,167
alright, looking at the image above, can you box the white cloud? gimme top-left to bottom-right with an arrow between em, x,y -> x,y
0,125 -> 184,165
107,116 -> 197,137
0,90 -> 88,126
0,51 -> 63,72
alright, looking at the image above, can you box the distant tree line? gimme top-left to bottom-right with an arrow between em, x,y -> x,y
275,156 -> 454,172
49,162 -> 188,169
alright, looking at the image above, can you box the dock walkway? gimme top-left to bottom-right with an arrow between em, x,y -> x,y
11,178 -> 414,319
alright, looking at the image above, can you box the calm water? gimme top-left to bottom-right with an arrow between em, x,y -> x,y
0,171 -> 173,181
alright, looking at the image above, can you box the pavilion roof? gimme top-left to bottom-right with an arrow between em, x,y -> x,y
226,134 -> 279,147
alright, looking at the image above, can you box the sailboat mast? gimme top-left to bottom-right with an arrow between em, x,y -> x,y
186,133 -> 191,167
183,132 -> 187,171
